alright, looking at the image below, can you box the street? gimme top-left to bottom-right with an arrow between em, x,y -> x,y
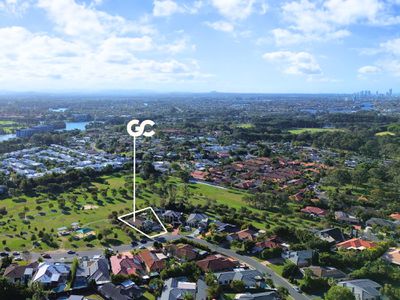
29,234 -> 310,300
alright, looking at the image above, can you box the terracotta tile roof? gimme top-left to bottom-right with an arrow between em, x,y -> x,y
110,252 -> 143,276
230,228 -> 257,241
166,244 -> 198,261
196,254 -> 239,272
301,206 -> 327,216
191,171 -> 209,181
389,213 -> 400,221
139,249 -> 166,272
336,238 -> 377,250
255,235 -> 283,250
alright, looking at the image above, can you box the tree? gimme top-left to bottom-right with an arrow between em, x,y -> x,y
178,170 -> 190,183
282,262 -> 300,279
382,284 -> 400,300
149,278 -> 164,297
207,284 -> 222,299
29,281 -> 47,300
325,286 -> 355,300
243,240 -> 256,253
277,286 -> 289,300
205,272 -> 216,286
230,280 -> 245,293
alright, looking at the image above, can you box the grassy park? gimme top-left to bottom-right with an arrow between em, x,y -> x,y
0,172 -> 321,252
288,128 -> 345,134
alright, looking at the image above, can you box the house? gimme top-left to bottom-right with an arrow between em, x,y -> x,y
186,213 -> 209,228
214,221 -> 240,234
191,171 -> 209,181
3,262 -> 38,284
301,206 -> 327,217
162,210 -> 183,226
139,249 -> 167,273
228,228 -> 258,242
196,254 -> 239,272
75,257 -> 110,286
336,238 -> 377,251
215,269 -> 265,288
302,266 -> 347,279
234,291 -> 280,300
110,252 -> 144,276
389,212 -> 400,221
32,262 -> 70,287
382,248 -> 400,266
160,277 -> 207,300
98,280 -> 143,300
283,250 -> 314,267
316,228 -> 346,244
338,279 -> 382,300
335,211 -> 359,224
129,215 -> 162,233
366,217 -> 398,230
164,243 -> 199,261
252,236 -> 284,254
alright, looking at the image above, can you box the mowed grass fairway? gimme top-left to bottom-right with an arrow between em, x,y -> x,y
375,131 -> 396,136
288,128 -> 345,134
0,173 -> 321,252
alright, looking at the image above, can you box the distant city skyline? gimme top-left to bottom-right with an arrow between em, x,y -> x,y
0,0 -> 400,93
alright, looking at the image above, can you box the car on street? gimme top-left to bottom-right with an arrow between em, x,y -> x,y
41,253 -> 51,259
67,250 -> 76,255
293,286 -> 302,293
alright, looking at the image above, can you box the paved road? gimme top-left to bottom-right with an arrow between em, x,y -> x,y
29,234 -> 309,300
190,237 -> 310,300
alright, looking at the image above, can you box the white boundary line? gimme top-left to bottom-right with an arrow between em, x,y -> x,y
118,206 -> 168,239
119,120 -> 167,239
133,136 -> 136,222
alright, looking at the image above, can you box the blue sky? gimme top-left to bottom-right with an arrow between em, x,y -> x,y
0,0 -> 400,93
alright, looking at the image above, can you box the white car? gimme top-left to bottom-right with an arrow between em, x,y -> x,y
293,286 -> 302,293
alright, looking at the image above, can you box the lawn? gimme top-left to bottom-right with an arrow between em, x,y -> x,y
288,128 -> 344,134
142,291 -> 156,300
236,123 -> 254,129
0,120 -> 23,133
375,131 -> 396,136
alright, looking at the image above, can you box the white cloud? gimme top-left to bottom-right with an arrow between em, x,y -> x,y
153,0 -> 183,17
205,20 -> 234,32
0,0 -> 31,15
160,37 -> 195,54
153,0 -> 203,17
379,38 -> 400,56
0,0 -> 208,90
358,65 -> 381,74
37,0 -> 154,39
262,51 -> 322,76
271,0 -> 387,45
0,26 -> 207,89
210,0 -> 267,21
